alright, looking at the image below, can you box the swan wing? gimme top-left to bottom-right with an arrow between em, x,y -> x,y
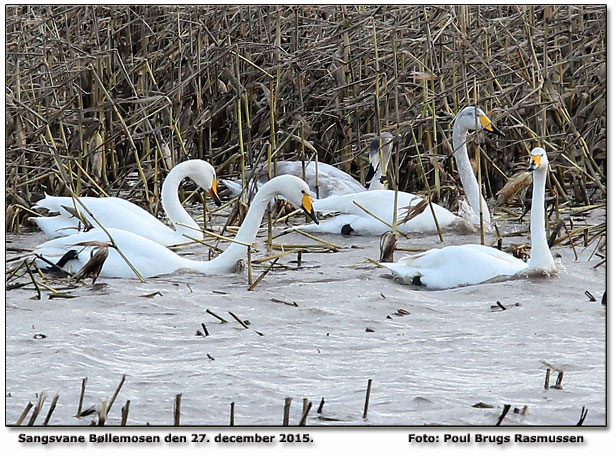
309,190 -> 460,235
32,196 -> 181,245
34,228 -> 188,278
276,161 -> 366,198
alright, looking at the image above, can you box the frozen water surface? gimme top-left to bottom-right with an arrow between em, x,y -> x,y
5,210 -> 606,426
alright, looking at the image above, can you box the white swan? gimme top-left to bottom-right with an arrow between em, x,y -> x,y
33,175 -> 319,279
380,147 -> 557,289
31,160 -> 221,246
295,106 -> 503,235
222,132 -> 394,199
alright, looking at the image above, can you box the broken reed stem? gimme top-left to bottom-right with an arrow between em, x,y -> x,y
107,374 -> 126,415
363,379 -> 372,419
283,398 -> 292,426
253,248 -> 301,264
77,377 -> 88,417
576,406 -> 588,426
230,402 -> 235,426
43,394 -> 60,426
496,404 -> 511,426
121,400 -> 130,426
206,308 -> 228,323
247,246 -> 253,287
299,400 -> 312,426
317,397 -> 325,414
27,392 -> 47,426
544,368 -> 551,389
16,402 -> 33,426
228,311 -> 250,329
291,228 -> 340,250
248,258 -> 280,291
97,401 -> 108,426
24,260 -> 42,300
555,371 -> 564,389
174,394 -> 182,426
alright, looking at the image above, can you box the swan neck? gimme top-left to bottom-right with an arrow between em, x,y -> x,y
528,168 -> 554,269
452,121 -> 490,224
191,182 -> 273,273
161,163 -> 200,236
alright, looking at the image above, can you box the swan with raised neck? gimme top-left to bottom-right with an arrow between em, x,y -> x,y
33,175 -> 318,278
161,159 -> 221,240
452,106 -> 504,226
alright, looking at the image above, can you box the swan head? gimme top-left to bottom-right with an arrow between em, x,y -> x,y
456,106 -> 504,137
366,132 -> 394,185
528,147 -> 549,171
184,160 -> 221,206
267,175 -> 319,225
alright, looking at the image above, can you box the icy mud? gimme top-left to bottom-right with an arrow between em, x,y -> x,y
5,209 -> 606,425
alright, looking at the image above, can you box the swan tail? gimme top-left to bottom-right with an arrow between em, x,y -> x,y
379,261 -> 422,285
32,193 -> 66,212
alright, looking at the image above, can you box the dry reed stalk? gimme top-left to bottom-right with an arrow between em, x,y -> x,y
4,5 -> 605,250
299,400 -> 312,426
43,394 -> 60,426
283,397 -> 292,426
77,377 -> 88,417
121,400 -> 130,426
363,379 -> 372,419
174,394 -> 182,426
26,392 -> 47,426
15,402 -> 33,426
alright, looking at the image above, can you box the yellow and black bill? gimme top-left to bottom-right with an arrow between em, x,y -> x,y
301,193 -> 319,225
208,179 -> 222,206
479,114 -> 505,137
528,154 -> 542,171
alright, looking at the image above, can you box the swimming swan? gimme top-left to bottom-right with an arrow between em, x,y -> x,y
31,160 -> 221,246
295,107 -> 503,235
222,132 -> 394,199
380,147 -> 556,289
33,175 -> 319,279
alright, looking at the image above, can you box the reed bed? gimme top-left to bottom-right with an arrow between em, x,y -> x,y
5,5 -> 606,233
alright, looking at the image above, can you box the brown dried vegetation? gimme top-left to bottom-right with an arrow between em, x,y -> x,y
5,5 -> 606,232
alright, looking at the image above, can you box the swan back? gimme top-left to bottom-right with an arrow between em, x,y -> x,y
383,244 -> 527,289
